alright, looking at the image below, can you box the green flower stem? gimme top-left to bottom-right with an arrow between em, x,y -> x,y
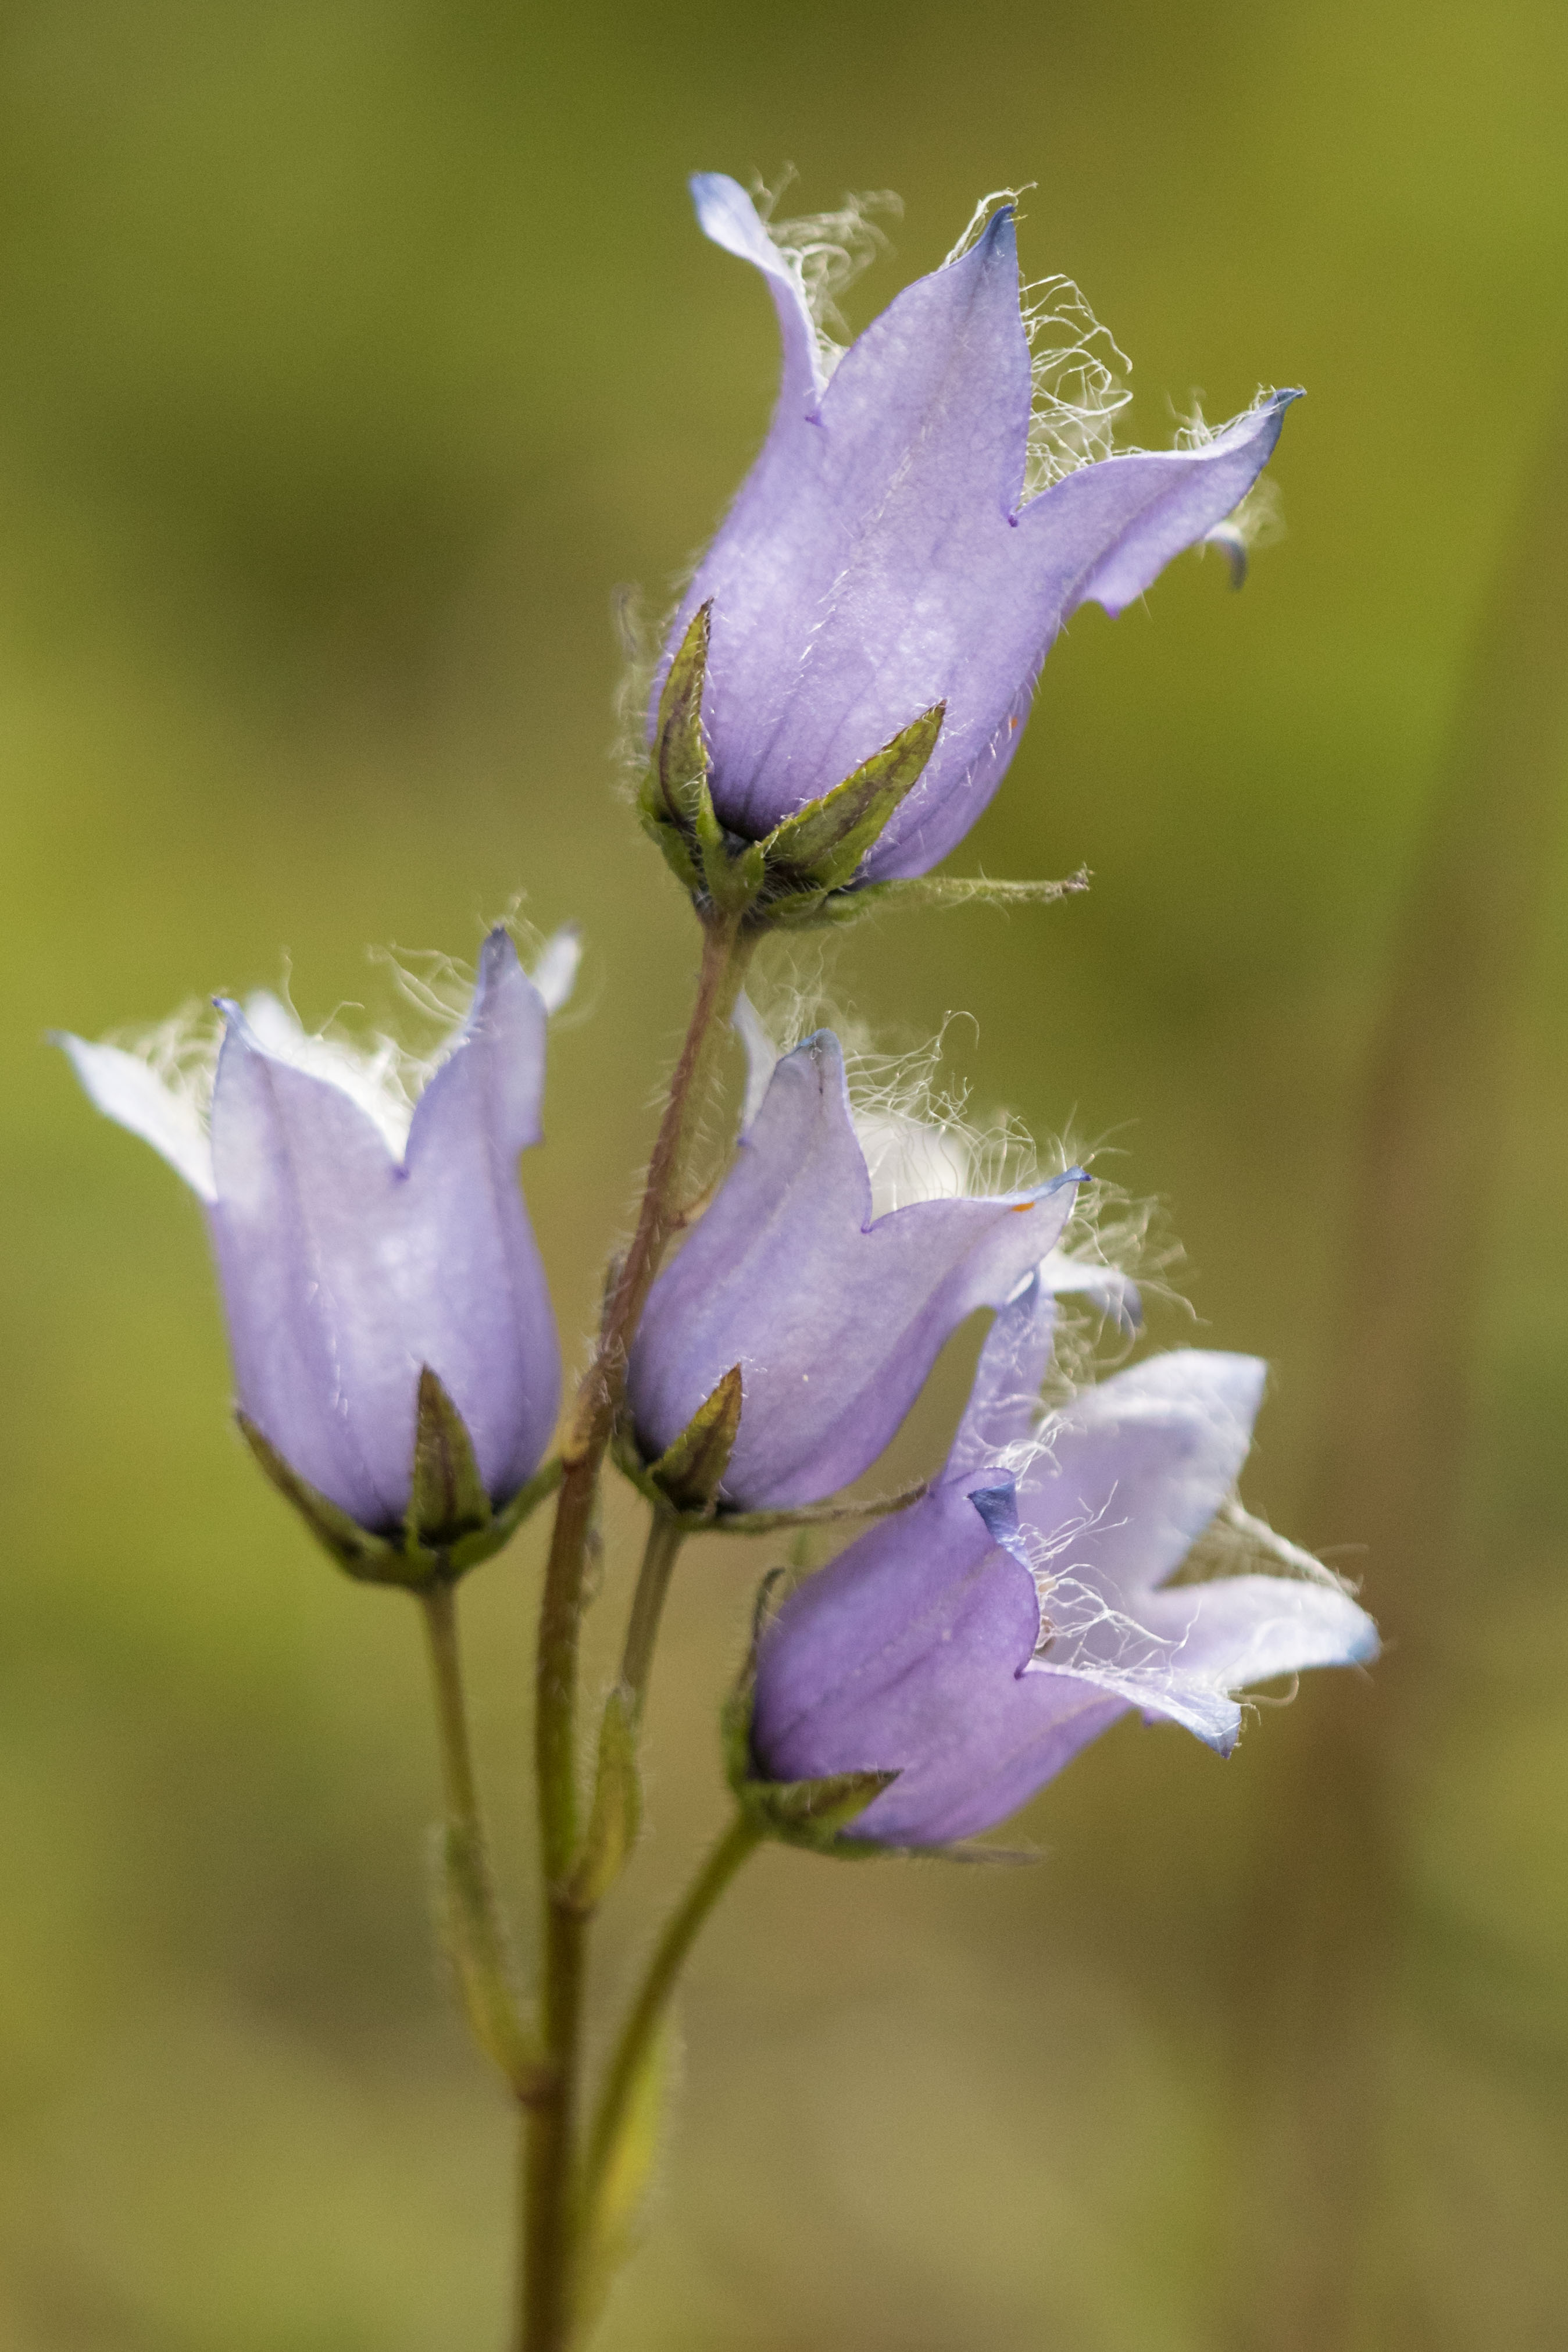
618,1513 -> 686,1729
417,1582 -> 540,2093
523,912 -> 754,2352
584,1810 -> 765,2226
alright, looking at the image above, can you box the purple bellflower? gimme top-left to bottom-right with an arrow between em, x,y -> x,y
750,1274 -> 1377,1846
654,174 -> 1298,883
626,1002 -> 1124,1513
60,929 -> 573,1537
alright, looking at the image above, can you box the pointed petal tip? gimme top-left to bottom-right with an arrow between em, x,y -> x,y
968,1480 -> 1020,1542
1348,1616 -> 1381,1666
479,924 -> 520,965
690,173 -> 778,270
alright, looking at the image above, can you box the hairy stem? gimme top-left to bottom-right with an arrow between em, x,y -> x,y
418,1583 -> 539,2092
522,913 -> 753,2352
584,1811 -> 764,2230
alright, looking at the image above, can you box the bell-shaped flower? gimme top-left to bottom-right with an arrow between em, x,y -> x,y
626,1010 -> 1096,1512
60,929 -> 572,1537
653,173 -> 1297,883
749,1275 -> 1377,1846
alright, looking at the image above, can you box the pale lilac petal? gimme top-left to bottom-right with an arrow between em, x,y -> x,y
1027,1570 -> 1377,1755
753,1476 -> 1128,1844
947,1271 -> 1058,1472
1135,1571 -> 1378,1712
210,931 -> 556,1527
732,993 -> 778,1132
860,395 -> 1299,881
59,1036 -> 215,1199
690,173 -> 824,408
397,931 -> 561,1505
1018,1350 -> 1266,1598
208,1015 -> 406,1527
656,208 -> 1037,845
627,1032 -> 1078,1508
1030,397 -> 1299,619
1038,1246 -> 1142,1330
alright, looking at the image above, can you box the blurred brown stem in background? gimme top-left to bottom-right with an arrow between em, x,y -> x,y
1224,376 -> 1568,2350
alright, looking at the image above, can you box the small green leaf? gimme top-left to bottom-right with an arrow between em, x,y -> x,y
237,1412 -> 402,1580
407,1367 -> 492,1551
762,704 -> 945,893
566,1688 -> 644,1914
649,1365 -> 743,1512
654,601 -> 715,829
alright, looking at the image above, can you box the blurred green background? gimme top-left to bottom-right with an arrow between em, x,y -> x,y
2,2 -> 1566,2345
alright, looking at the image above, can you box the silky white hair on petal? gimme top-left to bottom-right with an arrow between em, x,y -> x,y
753,173 -> 901,383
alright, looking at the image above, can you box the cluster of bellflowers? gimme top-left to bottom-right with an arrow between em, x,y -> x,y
59,174 -> 1376,2349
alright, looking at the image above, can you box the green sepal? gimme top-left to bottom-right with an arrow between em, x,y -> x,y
740,1762 -> 901,1851
647,1364 -> 743,1514
237,1412 -> 408,1581
613,1433 -> 925,1539
641,602 -> 768,918
566,1687 -> 642,1914
764,866 -> 1092,932
759,703 -> 945,895
406,1366 -> 491,1551
238,1382 -> 562,1590
708,1479 -> 927,1537
652,601 -> 714,828
699,819 -> 766,916
639,808 -> 703,894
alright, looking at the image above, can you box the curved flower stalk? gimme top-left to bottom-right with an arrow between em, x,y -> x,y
626,1013 -> 1094,1513
650,173 -> 1298,889
60,927 -> 572,1565
748,1275 -> 1378,1847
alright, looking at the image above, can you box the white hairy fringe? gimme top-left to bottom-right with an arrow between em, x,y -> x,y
941,185 -> 1133,495
751,169 -> 901,380
743,978 -> 1162,1387
105,918 -> 573,1155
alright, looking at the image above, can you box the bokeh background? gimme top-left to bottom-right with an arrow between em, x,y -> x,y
2,3 -> 1566,2346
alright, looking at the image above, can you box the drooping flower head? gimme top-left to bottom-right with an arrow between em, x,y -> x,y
652,174 -> 1298,884
749,1275 -> 1377,1846
60,929 -> 572,1537
626,1002 -> 1128,1512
